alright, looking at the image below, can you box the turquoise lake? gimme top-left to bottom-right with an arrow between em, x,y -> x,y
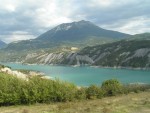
1,63 -> 150,86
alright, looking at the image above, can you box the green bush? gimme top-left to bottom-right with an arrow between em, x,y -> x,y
0,73 -> 78,105
75,87 -> 87,100
86,85 -> 103,99
101,79 -> 122,96
0,73 -> 24,105
52,79 -> 77,102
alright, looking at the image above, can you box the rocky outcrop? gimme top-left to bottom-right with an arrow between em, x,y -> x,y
76,55 -> 94,64
0,66 -> 50,80
133,48 -> 150,57
123,48 -> 150,63
41,53 -> 64,64
24,52 -> 66,64
94,52 -> 110,62
0,67 -> 27,80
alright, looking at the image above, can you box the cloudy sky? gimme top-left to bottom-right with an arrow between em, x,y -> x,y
0,0 -> 150,43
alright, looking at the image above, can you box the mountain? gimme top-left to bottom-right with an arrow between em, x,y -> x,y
0,40 -> 6,48
4,20 -> 130,51
14,33 -> 150,69
1,33 -> 150,68
62,39 -> 150,68
126,33 -> 150,41
37,20 -> 129,41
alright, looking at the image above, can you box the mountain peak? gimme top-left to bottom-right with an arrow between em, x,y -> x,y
53,24 -> 72,32
0,40 -> 7,48
71,20 -> 94,26
75,20 -> 92,23
52,20 -> 95,33
54,20 -> 94,32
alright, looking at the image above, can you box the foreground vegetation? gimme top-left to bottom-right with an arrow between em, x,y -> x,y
0,72 -> 150,106
0,91 -> 150,113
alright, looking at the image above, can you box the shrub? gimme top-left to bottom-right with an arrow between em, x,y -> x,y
75,87 -> 87,100
101,79 -> 122,96
0,72 -> 149,106
52,79 -> 77,102
0,73 -> 78,105
0,73 -> 24,105
86,85 -> 103,99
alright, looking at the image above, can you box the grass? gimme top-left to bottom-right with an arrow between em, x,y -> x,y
0,91 -> 149,113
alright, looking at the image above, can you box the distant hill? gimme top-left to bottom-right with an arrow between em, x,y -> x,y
1,33 -> 150,68
62,34 -> 150,68
9,33 -> 148,69
4,20 -> 130,51
125,33 -> 150,41
0,40 -> 6,48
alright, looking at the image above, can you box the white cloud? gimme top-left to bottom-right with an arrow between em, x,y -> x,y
0,0 -> 19,12
88,0 -> 112,7
102,16 -> 150,34
5,4 -> 16,12
14,0 -> 74,28
1,35 -> 35,43
87,0 -> 131,8
0,0 -> 150,42
0,31 -> 35,43
0,0 -> 77,43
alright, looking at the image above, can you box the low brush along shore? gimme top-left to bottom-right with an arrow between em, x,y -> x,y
0,91 -> 150,113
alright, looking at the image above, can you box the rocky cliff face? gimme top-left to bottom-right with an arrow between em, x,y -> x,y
23,52 -> 66,64
72,40 -> 150,68
21,39 -> 150,68
0,64 -> 49,80
62,53 -> 94,65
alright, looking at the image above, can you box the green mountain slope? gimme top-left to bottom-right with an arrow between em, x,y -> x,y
61,34 -> 150,68
37,20 -> 129,41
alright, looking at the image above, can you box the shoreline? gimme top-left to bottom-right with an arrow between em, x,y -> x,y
15,62 -> 150,71
1,61 -> 150,71
0,62 -> 150,86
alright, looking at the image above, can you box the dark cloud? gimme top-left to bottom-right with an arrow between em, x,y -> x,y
70,0 -> 150,25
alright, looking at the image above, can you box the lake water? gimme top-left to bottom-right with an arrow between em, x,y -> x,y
1,63 -> 150,86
